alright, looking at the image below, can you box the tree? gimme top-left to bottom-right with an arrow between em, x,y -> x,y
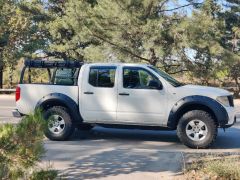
220,0 -> 240,53
218,0 -> 240,94
230,62 -> 240,97
0,0 -> 10,88
182,0 -> 239,85
2,0 -> 239,89
0,0 -> 47,88
24,0 -> 197,74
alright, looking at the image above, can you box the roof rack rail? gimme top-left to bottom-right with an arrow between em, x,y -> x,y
24,59 -> 84,68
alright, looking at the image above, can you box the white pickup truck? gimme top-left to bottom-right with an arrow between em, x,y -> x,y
13,60 -> 236,148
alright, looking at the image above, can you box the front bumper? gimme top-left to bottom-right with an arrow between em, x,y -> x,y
222,107 -> 236,128
222,116 -> 236,128
12,109 -> 23,118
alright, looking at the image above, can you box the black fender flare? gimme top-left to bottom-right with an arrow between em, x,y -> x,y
167,95 -> 229,129
35,93 -> 83,123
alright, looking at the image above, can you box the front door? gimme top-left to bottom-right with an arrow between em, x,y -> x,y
117,66 -> 167,125
81,65 -> 118,122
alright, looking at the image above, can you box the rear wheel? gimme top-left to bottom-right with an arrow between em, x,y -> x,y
44,106 -> 75,140
177,110 -> 217,149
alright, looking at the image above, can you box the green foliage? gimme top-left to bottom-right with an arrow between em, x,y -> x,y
30,169 -> 58,180
1,0 -> 240,89
56,0 -> 188,69
0,110 -> 47,179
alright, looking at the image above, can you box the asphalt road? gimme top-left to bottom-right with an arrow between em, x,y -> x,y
1,95 -> 240,179
0,95 -> 19,123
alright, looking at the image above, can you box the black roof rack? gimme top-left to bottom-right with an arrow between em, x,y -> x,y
24,59 -> 84,68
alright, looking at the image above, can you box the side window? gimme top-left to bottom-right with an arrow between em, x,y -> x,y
54,68 -> 78,85
123,67 -> 160,89
89,67 -> 116,88
22,68 -> 51,84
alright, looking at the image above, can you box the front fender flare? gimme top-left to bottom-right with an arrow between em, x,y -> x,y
167,95 -> 229,129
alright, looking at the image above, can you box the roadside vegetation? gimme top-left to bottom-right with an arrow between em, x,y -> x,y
0,0 -> 239,96
0,110 -> 58,180
184,155 -> 240,179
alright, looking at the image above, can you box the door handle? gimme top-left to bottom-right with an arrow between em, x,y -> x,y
84,92 -> 94,94
119,93 -> 129,96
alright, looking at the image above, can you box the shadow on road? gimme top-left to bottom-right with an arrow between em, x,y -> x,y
69,126 -> 240,150
212,127 -> 240,149
61,149 -> 182,179
72,127 -> 180,143
43,126 -> 240,179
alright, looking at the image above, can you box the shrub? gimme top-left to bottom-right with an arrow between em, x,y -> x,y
30,169 -> 58,180
0,110 -> 53,179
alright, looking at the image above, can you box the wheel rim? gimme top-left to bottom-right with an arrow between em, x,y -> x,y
48,115 -> 65,134
185,120 -> 208,141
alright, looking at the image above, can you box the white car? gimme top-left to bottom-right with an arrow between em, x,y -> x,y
13,60 -> 236,148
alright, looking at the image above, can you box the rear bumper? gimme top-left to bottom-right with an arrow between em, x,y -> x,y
12,109 -> 23,118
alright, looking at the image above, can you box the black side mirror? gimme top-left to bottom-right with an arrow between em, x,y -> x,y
148,80 -> 163,90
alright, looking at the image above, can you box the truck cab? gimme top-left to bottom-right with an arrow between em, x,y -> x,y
13,60 -> 236,148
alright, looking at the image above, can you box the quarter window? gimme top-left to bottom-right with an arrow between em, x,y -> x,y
53,68 -> 78,85
89,67 -> 116,88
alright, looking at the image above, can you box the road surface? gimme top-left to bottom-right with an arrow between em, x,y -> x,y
1,95 -> 240,179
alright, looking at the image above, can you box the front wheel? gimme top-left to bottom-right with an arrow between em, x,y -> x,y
177,110 -> 218,149
43,106 -> 75,141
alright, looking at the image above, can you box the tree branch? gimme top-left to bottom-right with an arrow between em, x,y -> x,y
168,69 -> 189,74
159,0 -> 169,10
158,2 -> 202,13
91,33 -> 151,63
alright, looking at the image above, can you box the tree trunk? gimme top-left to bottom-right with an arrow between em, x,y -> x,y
149,48 -> 158,66
0,66 -> 3,89
234,78 -> 240,98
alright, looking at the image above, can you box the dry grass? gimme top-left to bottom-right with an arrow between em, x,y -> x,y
184,155 -> 240,180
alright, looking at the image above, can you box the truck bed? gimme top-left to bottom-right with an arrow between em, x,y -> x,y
17,84 -> 79,115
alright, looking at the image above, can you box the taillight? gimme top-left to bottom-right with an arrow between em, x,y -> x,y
16,86 -> 21,102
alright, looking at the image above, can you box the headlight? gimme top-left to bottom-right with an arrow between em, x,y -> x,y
216,96 -> 230,107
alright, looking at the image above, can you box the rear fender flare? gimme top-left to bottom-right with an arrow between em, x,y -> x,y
35,93 -> 83,123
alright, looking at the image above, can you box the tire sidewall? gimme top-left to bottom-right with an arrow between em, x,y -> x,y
177,110 -> 217,148
44,106 -> 74,140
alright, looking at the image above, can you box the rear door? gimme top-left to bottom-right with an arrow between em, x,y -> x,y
80,65 -> 118,122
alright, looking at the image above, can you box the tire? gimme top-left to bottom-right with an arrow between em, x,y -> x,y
43,106 -> 75,141
177,110 -> 218,149
77,124 -> 94,131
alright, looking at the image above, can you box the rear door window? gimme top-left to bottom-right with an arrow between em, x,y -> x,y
89,67 -> 116,88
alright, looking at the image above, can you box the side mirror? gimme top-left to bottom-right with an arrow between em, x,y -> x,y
148,80 -> 163,90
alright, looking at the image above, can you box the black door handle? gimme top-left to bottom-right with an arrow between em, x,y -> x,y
84,92 -> 94,94
119,93 -> 129,96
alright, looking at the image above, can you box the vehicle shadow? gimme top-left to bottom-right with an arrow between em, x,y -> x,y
211,127 -> 240,149
70,126 -> 240,150
43,126 -> 240,179
71,126 -> 180,143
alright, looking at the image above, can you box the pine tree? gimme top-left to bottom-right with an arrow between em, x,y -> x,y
44,0 -> 192,74
0,0 -> 45,88
221,0 -> 240,53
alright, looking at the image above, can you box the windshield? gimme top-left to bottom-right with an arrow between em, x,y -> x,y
149,66 -> 183,87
